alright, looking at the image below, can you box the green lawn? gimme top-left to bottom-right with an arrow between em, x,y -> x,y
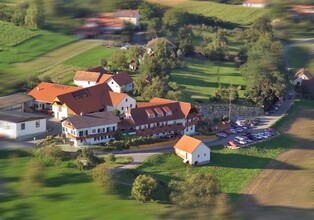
0,21 -> 38,46
119,135 -> 296,202
63,46 -> 117,68
287,44 -> 314,74
175,1 -> 267,25
0,150 -> 167,220
170,58 -> 246,103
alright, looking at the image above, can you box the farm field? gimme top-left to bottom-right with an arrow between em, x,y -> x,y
170,58 -> 246,103
147,0 -> 267,25
238,103 -> 314,219
0,150 -> 168,220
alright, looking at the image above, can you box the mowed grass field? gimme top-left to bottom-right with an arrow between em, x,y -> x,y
287,44 -> 314,75
170,58 -> 246,103
147,0 -> 267,25
117,135 -> 296,203
0,150 -> 168,220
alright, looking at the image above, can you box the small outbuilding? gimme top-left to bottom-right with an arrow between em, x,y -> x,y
174,135 -> 210,165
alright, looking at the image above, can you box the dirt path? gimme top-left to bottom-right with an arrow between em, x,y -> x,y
237,107 -> 314,220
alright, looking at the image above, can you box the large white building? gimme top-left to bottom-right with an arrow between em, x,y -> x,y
174,135 -> 210,165
0,111 -> 46,140
52,84 -> 135,120
120,98 -> 199,138
107,72 -> 133,93
62,111 -> 120,146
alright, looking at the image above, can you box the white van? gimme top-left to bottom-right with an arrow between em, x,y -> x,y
234,136 -> 247,145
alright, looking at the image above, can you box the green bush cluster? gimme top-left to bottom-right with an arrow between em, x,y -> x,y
33,145 -> 64,166
102,136 -> 158,150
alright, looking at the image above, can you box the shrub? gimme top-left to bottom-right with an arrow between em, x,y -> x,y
33,145 -> 63,166
107,153 -> 116,162
131,174 -> 158,203
92,163 -> 113,190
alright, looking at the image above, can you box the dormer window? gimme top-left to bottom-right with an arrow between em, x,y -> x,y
145,109 -> 155,118
163,106 -> 172,116
154,108 -> 164,117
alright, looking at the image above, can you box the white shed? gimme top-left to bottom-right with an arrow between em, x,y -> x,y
0,111 -> 46,140
174,135 -> 210,165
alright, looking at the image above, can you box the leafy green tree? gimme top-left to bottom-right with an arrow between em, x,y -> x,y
162,9 -> 185,30
25,75 -> 42,89
108,51 -> 128,72
112,108 -> 120,116
127,46 -> 141,62
142,77 -> 165,100
41,75 -> 53,83
92,163 -> 113,190
146,17 -> 162,39
107,153 -> 116,162
177,26 -> 194,55
168,81 -> 179,91
138,2 -> 155,20
169,173 -> 221,208
166,90 -> 182,101
12,2 -> 28,26
202,28 -> 227,60
131,174 -> 158,202
133,76 -> 146,95
25,0 -> 45,29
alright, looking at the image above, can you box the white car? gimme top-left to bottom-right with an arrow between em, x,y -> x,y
258,133 -> 269,139
253,134 -> 263,140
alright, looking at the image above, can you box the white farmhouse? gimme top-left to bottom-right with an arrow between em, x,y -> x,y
293,68 -> 312,86
0,111 -> 46,140
174,135 -> 210,165
242,0 -> 269,8
113,10 -> 140,26
62,111 -> 120,146
106,72 -> 133,93
73,71 -> 112,88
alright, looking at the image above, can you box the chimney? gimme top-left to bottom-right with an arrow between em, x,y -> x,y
80,111 -> 84,116
116,71 -> 119,75
36,87 -> 40,91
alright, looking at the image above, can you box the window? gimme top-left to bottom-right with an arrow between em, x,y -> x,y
111,81 -> 114,84
126,98 -> 128,102
204,153 -> 206,157
79,131 -> 83,136
92,129 -> 96,133
112,126 -> 115,131
130,104 -> 132,108
198,154 -> 200,158
21,123 -> 25,130
98,129 -> 101,133
121,107 -> 124,111
36,121 -> 40,128
88,81 -> 90,84
191,127 -> 193,130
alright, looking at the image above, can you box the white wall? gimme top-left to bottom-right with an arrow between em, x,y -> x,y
184,125 -> 195,135
63,122 -> 118,147
107,78 -> 121,93
118,16 -> 140,26
242,3 -> 267,8
191,143 -> 210,165
0,118 -> 46,139
74,80 -> 97,88
52,105 -> 69,120
0,121 -> 17,139
115,95 -> 136,113
32,101 -> 51,111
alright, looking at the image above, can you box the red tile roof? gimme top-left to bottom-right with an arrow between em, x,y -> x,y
104,91 -> 127,107
111,72 -> 133,86
28,82 -> 80,103
74,71 -> 102,82
54,84 -> 112,115
113,10 -> 139,18
97,74 -> 113,84
146,38 -> 176,49
174,135 -> 202,154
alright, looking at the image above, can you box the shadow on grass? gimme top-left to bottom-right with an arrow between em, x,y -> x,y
44,172 -> 92,187
0,149 -> 31,160
235,193 -> 314,220
0,203 -> 33,220
43,193 -> 71,202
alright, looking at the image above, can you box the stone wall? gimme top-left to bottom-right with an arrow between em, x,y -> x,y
199,104 -> 264,120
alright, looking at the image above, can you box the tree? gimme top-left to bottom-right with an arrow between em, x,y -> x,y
12,2 -> 28,26
108,51 -> 128,72
92,163 -> 113,190
162,9 -> 185,30
202,28 -> 227,60
100,58 -> 107,68
131,174 -> 158,202
133,76 -> 146,96
166,90 -> 182,101
127,46 -> 141,62
138,2 -> 155,20
107,153 -> 116,162
41,75 -> 53,83
142,77 -> 165,100
146,17 -> 162,39
177,26 -> 194,55
112,109 -> 120,116
25,0 -> 45,29
169,173 -> 221,208
25,75 -> 42,89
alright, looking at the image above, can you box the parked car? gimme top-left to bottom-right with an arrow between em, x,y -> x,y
234,136 -> 247,145
224,129 -> 231,135
216,133 -> 227,138
242,137 -> 253,143
235,127 -> 243,133
253,133 -> 263,140
258,133 -> 269,139
229,128 -> 237,134
228,141 -> 240,148
265,128 -> 276,135
247,133 -> 257,141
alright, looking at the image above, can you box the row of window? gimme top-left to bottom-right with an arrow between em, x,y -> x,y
20,121 -> 41,130
93,135 -> 112,141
